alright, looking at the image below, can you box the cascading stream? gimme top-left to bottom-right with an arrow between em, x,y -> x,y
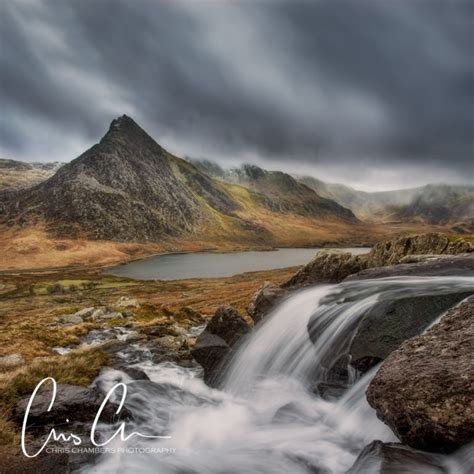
84,276 -> 474,474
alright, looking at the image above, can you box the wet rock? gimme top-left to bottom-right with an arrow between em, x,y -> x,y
14,383 -> 128,428
247,282 -> 288,324
57,314 -> 83,325
206,305 -> 251,346
191,305 -> 250,384
348,441 -> 448,473
366,233 -> 472,268
282,250 -> 368,288
190,331 -> 230,385
349,290 -> 474,372
367,297 -> 474,453
120,367 -> 150,381
0,353 -> 24,368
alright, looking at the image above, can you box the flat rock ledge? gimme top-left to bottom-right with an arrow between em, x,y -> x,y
367,296 -> 474,453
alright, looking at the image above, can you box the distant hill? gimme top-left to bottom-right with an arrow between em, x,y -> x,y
299,175 -> 474,231
0,116 -> 356,244
0,159 -> 63,191
393,184 -> 474,231
192,161 -> 355,220
297,175 -> 420,219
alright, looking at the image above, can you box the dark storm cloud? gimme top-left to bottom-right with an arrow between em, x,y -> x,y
0,0 -> 472,188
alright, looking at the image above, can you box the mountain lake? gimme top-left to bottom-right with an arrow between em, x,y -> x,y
105,247 -> 370,280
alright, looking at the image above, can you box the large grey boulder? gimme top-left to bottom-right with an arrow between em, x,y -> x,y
349,290 -> 474,372
367,297 -> 474,453
191,305 -> 250,384
247,282 -> 288,324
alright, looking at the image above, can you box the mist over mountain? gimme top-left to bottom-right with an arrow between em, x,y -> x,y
193,159 -> 474,231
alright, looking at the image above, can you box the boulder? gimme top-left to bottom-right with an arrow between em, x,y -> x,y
115,296 -> 140,308
191,331 -> 231,384
57,314 -> 83,325
206,305 -> 251,345
348,441 -> 448,473
247,282 -> 288,324
367,297 -> 474,453
349,290 -> 474,372
366,233 -> 472,268
15,383 -> 127,427
191,305 -> 250,384
73,307 -> 95,319
0,353 -> 24,368
282,250 -> 368,288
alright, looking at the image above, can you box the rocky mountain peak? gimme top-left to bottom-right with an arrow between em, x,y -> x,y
99,114 -> 160,152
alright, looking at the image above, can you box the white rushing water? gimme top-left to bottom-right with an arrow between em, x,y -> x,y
84,276 -> 474,474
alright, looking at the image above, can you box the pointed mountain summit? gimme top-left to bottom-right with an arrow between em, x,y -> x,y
1,115 -> 358,245
0,116 -> 237,241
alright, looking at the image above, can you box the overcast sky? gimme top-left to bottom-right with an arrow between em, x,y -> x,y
1,0 -> 473,191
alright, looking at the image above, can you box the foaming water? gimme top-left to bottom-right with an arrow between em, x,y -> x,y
84,276 -> 473,474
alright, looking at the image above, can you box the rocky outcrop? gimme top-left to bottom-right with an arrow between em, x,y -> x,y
347,254 -> 474,281
348,441 -> 448,473
367,297 -> 474,453
191,305 -> 250,384
349,290 -> 474,372
248,234 -> 473,323
247,282 -> 288,324
282,250 -> 368,288
56,306 -> 135,325
366,233 -> 473,268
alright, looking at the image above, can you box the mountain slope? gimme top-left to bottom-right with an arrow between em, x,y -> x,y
192,161 -> 357,221
0,116 -> 356,244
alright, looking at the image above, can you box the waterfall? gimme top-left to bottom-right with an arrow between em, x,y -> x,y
85,276 -> 473,474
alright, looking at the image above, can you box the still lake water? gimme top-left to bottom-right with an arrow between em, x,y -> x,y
106,247 -> 370,280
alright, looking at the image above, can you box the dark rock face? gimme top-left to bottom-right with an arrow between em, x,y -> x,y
247,282 -> 288,324
367,297 -> 474,453
282,251 -> 368,288
366,233 -> 472,268
348,441 -> 448,473
191,305 -> 250,384
349,290 -> 474,372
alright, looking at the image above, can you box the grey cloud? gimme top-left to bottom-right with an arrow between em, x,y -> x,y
0,0 -> 472,188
